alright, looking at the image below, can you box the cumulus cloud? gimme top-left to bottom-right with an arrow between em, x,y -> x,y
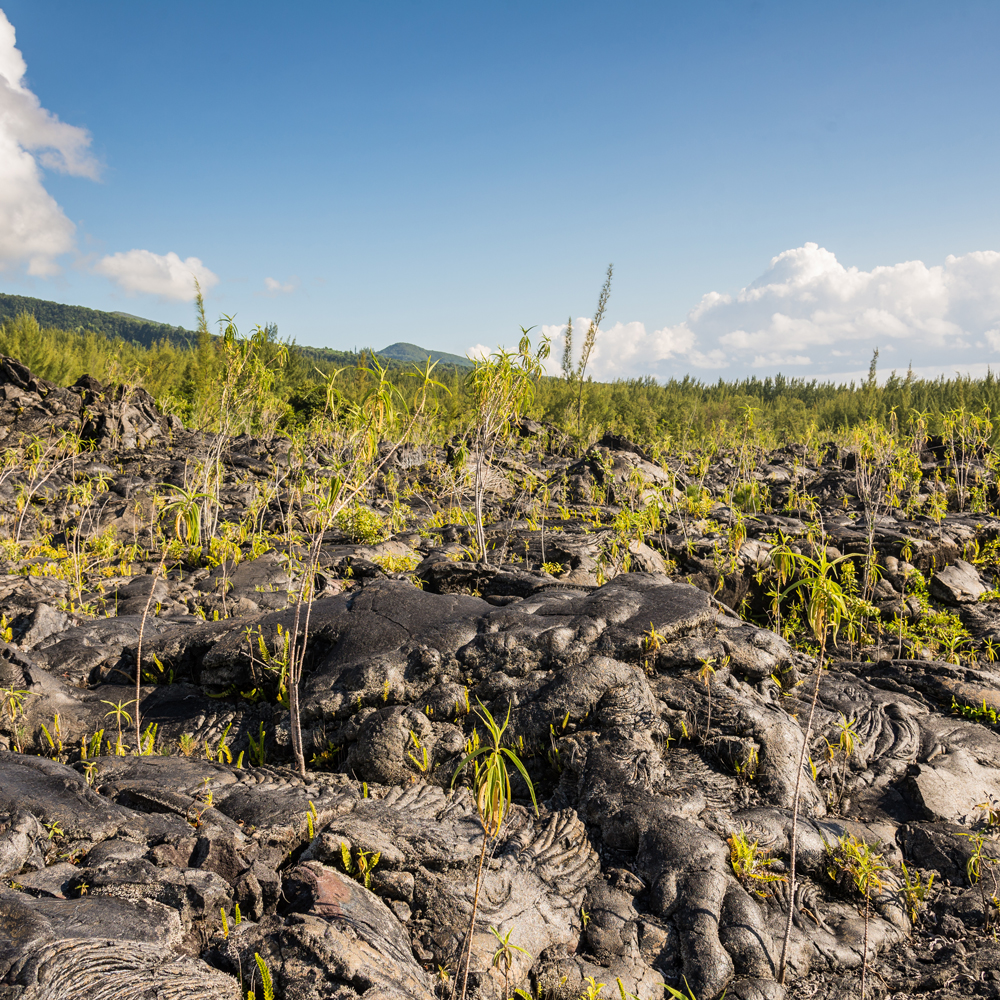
542,317 -> 726,381
0,10 -> 100,275
93,249 -> 219,302
262,276 -> 298,295
550,244 -> 1000,381
0,12 -> 217,294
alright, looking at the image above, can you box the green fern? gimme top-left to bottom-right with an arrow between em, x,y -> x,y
254,952 -> 274,1000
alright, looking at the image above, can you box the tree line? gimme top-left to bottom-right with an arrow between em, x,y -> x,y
1,307 -> 998,447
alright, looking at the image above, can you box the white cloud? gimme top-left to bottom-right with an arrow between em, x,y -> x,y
0,12 -> 216,293
93,249 -> 219,302
466,344 -> 491,361
0,10 -> 99,275
263,276 -> 298,294
542,317 -> 726,381
548,244 -> 1000,381
752,353 -> 812,368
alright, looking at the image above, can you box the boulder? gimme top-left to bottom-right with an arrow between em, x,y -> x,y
931,559 -> 987,603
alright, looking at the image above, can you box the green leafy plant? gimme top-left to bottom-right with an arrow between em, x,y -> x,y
81,728 -> 104,760
660,978 -> 711,1000
823,713 -> 859,810
977,792 -> 1000,827
733,743 -> 758,783
205,721 -> 233,764
338,841 -> 381,889
101,697 -> 135,755
335,502 -> 388,544
467,331 -> 549,563
450,701 -> 539,1000
407,730 -> 429,772
958,830 -> 1000,932
490,925 -> 530,1000
139,722 -> 158,756
615,979 -> 640,1000
697,657 -> 717,740
952,695 -> 999,726
641,622 -> 668,674
39,713 -> 63,759
160,483 -> 210,545
1,683 -> 31,752
727,829 -> 785,897
826,833 -> 890,998
777,545 -> 857,984
373,552 -> 420,574
248,722 -> 268,767
253,952 -> 275,1000
899,861 -> 935,926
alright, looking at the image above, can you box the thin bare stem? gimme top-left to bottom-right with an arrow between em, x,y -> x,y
778,632 -> 827,983
134,551 -> 167,751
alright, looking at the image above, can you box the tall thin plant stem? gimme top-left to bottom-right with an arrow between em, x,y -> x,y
862,886 -> 870,998
777,630 -> 826,983
134,551 -> 167,751
776,542 -> 853,984
468,332 -> 548,564
283,359 -> 444,777
449,702 -> 538,1000
457,833 -> 490,1000
575,264 -> 613,433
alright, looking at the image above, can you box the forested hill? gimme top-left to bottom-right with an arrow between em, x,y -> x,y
0,293 -> 473,372
0,292 -> 195,348
377,341 -> 473,368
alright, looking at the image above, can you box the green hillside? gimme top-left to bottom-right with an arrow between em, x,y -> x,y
0,293 -> 474,372
0,292 -> 195,348
377,341 -> 473,369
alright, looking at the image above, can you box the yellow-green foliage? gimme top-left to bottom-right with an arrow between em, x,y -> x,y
727,829 -> 785,897
372,552 -> 420,573
336,503 -> 388,544
7,307 -> 1000,450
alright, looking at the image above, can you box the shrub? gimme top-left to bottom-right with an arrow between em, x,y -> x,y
335,503 -> 388,544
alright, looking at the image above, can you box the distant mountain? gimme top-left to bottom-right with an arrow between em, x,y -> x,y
377,342 -> 473,369
0,292 -> 473,369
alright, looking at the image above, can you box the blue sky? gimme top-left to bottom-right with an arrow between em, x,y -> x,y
3,1 -> 1000,382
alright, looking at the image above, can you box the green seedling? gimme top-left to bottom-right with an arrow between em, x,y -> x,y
450,701 -> 538,1000
490,925 -> 530,1000
727,829 -> 785,897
